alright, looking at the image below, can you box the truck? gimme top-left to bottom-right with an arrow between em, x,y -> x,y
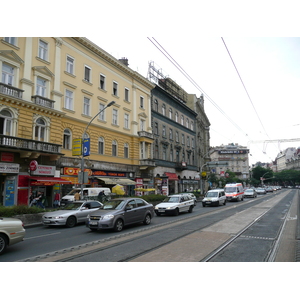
224,183 -> 244,202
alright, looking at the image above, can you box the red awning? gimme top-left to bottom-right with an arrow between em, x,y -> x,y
29,176 -> 72,186
165,172 -> 179,181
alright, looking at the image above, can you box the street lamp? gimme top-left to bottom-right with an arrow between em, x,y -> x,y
261,172 -> 269,186
79,100 -> 115,199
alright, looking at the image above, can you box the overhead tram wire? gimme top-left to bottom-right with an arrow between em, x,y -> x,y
147,37 -> 249,140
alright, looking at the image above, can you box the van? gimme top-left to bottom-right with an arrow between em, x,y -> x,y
224,183 -> 244,201
202,189 -> 226,207
61,187 -> 111,205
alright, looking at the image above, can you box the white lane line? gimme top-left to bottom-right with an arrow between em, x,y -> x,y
24,232 -> 61,240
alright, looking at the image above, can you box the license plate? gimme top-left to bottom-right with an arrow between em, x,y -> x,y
89,221 -> 98,225
43,220 -> 50,224
158,209 -> 165,212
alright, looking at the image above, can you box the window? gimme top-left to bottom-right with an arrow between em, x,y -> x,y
83,97 -> 90,116
35,118 -> 46,141
113,81 -> 118,96
162,104 -> 166,116
169,108 -> 173,119
124,113 -> 129,129
125,88 -> 129,102
154,122 -> 158,135
162,147 -> 167,160
36,77 -> 47,97
2,63 -> 14,85
38,40 -> 48,61
140,96 -> 144,108
4,37 -> 16,45
65,90 -> 73,110
154,99 -> 158,111
175,112 -> 178,122
162,125 -> 166,137
140,119 -> 145,131
182,134 -> 185,145
63,129 -> 71,149
175,131 -> 179,142
112,109 -> 118,125
170,146 -> 173,162
169,128 -> 173,140
187,136 -> 190,147
181,115 -> 184,125
112,140 -> 118,156
186,118 -> 189,128
98,137 -> 104,154
0,109 -> 13,135
66,56 -> 74,74
124,143 -> 129,158
192,138 -> 194,148
100,74 -> 106,90
84,66 -> 91,82
99,103 -> 105,121
191,121 -> 194,131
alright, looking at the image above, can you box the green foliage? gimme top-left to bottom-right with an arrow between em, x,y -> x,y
0,205 -> 47,218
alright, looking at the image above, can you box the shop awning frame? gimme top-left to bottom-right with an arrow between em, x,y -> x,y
29,176 -> 72,184
164,172 -> 179,181
96,177 -> 136,185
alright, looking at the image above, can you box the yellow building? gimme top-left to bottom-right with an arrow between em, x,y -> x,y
0,37 -> 154,206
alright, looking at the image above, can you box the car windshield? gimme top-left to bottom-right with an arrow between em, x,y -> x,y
206,191 -> 218,197
245,189 -> 253,192
61,202 -> 82,210
66,189 -> 80,195
164,196 -> 180,203
102,200 -> 126,210
225,187 -> 237,193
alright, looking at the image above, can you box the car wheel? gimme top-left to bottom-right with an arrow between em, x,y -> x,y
223,199 -> 226,205
174,208 -> 179,216
215,201 -> 220,207
143,214 -> 151,225
0,234 -> 8,255
202,203 -> 206,207
114,219 -> 124,232
188,205 -> 193,213
66,216 -> 76,228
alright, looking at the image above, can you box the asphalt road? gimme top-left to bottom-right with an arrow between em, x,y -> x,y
0,189 -> 297,262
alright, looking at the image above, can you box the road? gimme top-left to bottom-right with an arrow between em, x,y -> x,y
0,189 -> 298,262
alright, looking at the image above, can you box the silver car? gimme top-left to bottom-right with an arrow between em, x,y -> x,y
0,217 -> 26,255
42,201 -> 102,228
244,188 -> 257,198
86,198 -> 155,232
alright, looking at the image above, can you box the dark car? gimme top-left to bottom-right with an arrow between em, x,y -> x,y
86,198 -> 155,232
266,187 -> 274,193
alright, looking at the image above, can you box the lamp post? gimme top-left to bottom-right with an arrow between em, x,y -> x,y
79,100 -> 115,199
261,172 -> 269,186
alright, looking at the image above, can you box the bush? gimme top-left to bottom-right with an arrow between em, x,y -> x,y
0,205 -> 47,218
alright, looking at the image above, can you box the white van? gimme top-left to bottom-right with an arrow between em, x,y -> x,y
224,183 -> 244,201
61,187 -> 111,205
202,189 -> 226,207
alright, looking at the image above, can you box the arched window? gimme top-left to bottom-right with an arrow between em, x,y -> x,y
63,129 -> 72,149
124,143 -> 129,158
0,109 -> 13,135
154,99 -> 158,111
98,137 -> 104,155
162,104 -> 166,116
35,118 -> 46,141
175,112 -> 178,122
112,140 -> 118,156
169,108 -> 173,119
181,115 -> 184,125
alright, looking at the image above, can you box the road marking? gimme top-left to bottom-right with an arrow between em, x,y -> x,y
24,232 -> 61,240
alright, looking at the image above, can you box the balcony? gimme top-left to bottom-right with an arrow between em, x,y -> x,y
175,161 -> 187,171
138,131 -> 154,140
0,83 -> 24,99
31,95 -> 55,109
0,134 -> 63,156
139,159 -> 156,168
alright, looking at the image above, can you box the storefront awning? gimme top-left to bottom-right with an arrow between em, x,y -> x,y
29,176 -> 72,185
96,177 -> 136,185
165,172 -> 179,181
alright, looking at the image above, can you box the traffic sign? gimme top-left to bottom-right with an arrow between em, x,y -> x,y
83,138 -> 90,157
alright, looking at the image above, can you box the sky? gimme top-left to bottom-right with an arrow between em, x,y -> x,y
87,36 -> 300,165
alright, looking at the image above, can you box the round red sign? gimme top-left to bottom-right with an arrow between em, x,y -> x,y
29,160 -> 38,171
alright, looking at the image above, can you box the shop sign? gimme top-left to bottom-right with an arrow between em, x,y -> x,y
31,165 -> 56,176
63,167 -> 92,176
29,160 -> 38,171
1,152 -> 14,162
0,163 -> 19,173
72,138 -> 82,156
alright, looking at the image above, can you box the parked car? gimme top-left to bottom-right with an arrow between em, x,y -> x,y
154,194 -> 195,216
202,189 -> 226,206
0,217 -> 26,255
256,187 -> 267,194
86,198 -> 154,232
244,188 -> 257,198
266,187 -> 274,193
42,201 -> 103,228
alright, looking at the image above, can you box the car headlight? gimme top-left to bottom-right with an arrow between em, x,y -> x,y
155,206 -> 158,209
54,216 -> 64,219
166,206 -> 174,210
103,214 -> 114,220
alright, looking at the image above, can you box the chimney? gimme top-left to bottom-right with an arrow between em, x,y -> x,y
119,57 -> 129,66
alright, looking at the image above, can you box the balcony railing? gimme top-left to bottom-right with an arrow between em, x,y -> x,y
138,131 -> 154,139
0,135 -> 62,154
0,83 -> 24,99
139,159 -> 156,167
31,95 -> 55,109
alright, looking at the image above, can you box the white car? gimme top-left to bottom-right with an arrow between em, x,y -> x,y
154,194 -> 195,216
42,201 -> 102,228
0,217 -> 26,255
202,189 -> 226,207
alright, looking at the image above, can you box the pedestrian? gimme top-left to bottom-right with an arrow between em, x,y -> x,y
35,192 -> 45,209
74,191 -> 80,201
98,190 -> 105,202
53,192 -> 60,208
